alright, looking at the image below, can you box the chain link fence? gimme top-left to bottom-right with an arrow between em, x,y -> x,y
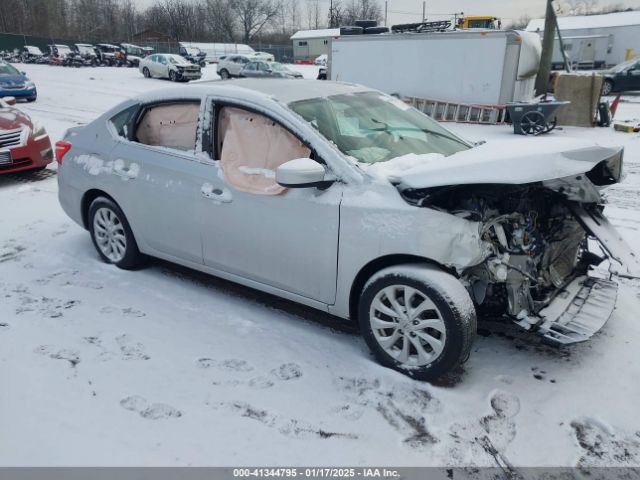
1,32 -> 294,63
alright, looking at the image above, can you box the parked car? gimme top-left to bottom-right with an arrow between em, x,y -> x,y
239,61 -> 303,79
317,66 -> 327,80
56,80 -> 639,381
0,62 -> 37,101
120,43 -> 145,67
314,54 -> 328,66
21,45 -> 44,63
602,58 -> 640,95
139,54 -> 202,82
95,44 -> 121,66
217,54 -> 253,79
179,46 -> 207,67
252,51 -> 276,62
0,96 -> 52,173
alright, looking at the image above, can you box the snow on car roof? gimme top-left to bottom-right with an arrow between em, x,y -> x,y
526,11 -> 640,31
134,79 -> 372,105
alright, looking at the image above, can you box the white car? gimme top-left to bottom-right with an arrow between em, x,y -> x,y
315,54 -> 328,66
139,54 -> 202,82
56,80 -> 639,380
217,53 -> 275,79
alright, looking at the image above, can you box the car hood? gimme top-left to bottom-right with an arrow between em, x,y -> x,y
0,105 -> 32,130
388,137 -> 624,189
0,74 -> 27,85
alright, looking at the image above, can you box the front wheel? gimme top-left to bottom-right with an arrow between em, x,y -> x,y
358,265 -> 476,381
602,79 -> 614,96
88,197 -> 145,270
169,70 -> 177,82
142,67 -> 151,78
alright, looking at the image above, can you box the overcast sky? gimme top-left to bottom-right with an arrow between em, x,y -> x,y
131,0 -> 640,25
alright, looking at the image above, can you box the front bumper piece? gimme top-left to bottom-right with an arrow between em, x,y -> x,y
534,275 -> 618,345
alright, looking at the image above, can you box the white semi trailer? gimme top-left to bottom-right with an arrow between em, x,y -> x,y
329,30 -> 541,106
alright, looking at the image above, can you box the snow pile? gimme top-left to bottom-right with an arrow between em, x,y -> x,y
360,153 -> 445,180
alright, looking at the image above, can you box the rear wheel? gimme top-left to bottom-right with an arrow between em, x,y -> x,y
88,197 -> 145,270
219,69 -> 230,80
602,79 -> 614,96
143,67 -> 151,78
358,265 -> 476,381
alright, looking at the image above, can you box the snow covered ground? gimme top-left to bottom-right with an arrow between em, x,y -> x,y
1,64 -> 640,469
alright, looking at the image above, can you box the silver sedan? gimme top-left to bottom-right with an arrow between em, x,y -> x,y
56,80 -> 638,380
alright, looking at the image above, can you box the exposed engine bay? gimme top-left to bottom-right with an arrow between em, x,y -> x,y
401,183 -> 613,338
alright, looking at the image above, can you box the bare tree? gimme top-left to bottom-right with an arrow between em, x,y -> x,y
230,0 -> 280,43
306,0 -> 322,29
343,0 -> 382,24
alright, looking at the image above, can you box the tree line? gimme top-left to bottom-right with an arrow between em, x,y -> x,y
0,0 -> 383,45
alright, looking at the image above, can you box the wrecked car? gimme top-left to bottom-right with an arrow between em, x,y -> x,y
56,80 -> 640,381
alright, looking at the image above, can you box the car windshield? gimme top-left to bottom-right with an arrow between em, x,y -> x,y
56,46 -> 71,55
0,63 -> 20,75
609,59 -> 639,73
289,92 -> 471,164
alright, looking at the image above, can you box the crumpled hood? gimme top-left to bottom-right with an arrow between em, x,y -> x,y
391,136 -> 624,189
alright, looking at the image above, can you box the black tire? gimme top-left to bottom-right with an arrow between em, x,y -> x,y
219,69 -> 230,80
169,70 -> 177,82
602,79 -> 614,96
358,264 -> 476,381
88,197 -> 146,270
143,67 -> 151,78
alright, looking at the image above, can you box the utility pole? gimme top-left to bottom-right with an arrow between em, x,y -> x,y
422,1 -> 426,21
536,0 -> 557,96
329,0 -> 333,28
385,1 -> 388,27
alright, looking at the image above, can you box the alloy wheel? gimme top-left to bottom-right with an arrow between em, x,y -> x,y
369,285 -> 447,367
93,207 -> 127,263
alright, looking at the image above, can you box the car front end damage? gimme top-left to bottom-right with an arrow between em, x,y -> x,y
399,146 -> 639,345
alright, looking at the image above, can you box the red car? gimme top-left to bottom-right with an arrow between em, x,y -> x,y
0,96 -> 53,173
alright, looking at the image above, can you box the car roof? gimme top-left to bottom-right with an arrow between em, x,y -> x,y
135,79 -> 373,105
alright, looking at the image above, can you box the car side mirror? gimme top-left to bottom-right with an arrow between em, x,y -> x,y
276,158 -> 333,189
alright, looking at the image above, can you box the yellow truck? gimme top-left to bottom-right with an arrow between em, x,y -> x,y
458,16 -> 501,30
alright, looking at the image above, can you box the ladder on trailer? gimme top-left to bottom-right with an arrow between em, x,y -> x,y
406,97 -> 508,124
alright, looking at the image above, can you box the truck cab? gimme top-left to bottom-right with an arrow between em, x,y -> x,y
459,16 -> 501,30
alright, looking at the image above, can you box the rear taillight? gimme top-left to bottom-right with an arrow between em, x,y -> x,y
55,140 -> 71,164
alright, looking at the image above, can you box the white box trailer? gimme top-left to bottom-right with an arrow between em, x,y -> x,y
526,11 -> 640,68
329,30 -> 541,106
